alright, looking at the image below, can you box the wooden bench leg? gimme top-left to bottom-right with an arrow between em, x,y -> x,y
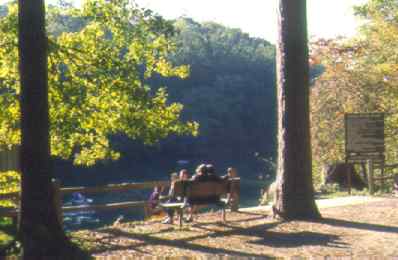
222,208 -> 226,223
143,204 -> 150,220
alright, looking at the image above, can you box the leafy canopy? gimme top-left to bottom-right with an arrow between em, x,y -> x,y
0,0 -> 198,166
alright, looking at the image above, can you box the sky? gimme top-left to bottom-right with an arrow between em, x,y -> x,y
134,0 -> 368,43
0,0 -> 367,43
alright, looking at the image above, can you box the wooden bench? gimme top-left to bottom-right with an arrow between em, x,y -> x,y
159,178 -> 240,227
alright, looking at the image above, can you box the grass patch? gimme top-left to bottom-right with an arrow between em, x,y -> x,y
315,183 -> 394,199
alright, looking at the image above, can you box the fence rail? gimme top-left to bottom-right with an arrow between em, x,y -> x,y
60,181 -> 170,195
376,163 -> 398,170
0,178 -> 240,225
0,180 -> 171,222
62,200 -> 147,213
366,160 -> 398,195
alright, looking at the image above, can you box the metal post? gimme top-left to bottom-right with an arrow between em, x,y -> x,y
367,160 -> 374,195
380,161 -> 385,191
347,162 -> 352,195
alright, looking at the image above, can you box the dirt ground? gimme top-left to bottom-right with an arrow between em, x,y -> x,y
71,196 -> 398,259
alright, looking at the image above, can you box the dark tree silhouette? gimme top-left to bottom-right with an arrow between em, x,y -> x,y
18,1 -> 82,258
273,0 -> 321,220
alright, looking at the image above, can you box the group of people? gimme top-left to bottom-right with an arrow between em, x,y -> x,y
147,164 -> 238,224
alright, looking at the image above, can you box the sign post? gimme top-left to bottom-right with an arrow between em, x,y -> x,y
345,113 -> 384,194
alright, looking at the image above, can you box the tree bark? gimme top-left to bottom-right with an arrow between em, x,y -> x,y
18,0 -> 69,258
273,0 -> 321,220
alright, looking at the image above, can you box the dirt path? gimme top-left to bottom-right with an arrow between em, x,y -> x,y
71,196 -> 398,259
241,195 -> 387,213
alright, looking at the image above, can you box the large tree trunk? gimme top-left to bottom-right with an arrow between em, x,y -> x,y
273,0 -> 321,220
18,0 -> 68,258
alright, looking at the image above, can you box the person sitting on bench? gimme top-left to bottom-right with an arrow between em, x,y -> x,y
191,163 -> 208,181
206,164 -> 222,181
162,170 -> 190,224
223,167 -> 239,211
222,167 -> 238,180
185,163 -> 222,222
145,185 -> 162,217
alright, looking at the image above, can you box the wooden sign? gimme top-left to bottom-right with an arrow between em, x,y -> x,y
345,113 -> 384,162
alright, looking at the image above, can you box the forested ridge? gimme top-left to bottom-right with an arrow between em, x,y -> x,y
132,18 -> 276,163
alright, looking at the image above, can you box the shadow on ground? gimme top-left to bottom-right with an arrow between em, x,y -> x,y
72,209 -> 398,258
249,231 -> 347,248
75,212 -> 277,257
193,222 -> 347,249
315,218 -> 398,234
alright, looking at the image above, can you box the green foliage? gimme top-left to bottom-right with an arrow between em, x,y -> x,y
0,223 -> 14,248
0,1 -> 198,166
0,171 -> 19,207
354,0 -> 398,23
310,0 -> 398,184
0,217 -> 18,254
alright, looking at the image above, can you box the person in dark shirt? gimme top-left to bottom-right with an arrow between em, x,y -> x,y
191,163 -> 208,181
162,170 -> 190,224
205,164 -> 222,181
185,163 -> 222,222
185,164 -> 207,222
164,172 -> 179,199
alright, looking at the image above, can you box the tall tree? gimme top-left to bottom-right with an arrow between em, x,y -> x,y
273,0 -> 321,219
18,0 -> 75,258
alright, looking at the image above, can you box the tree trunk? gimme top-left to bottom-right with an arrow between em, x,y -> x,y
18,0 -> 68,258
273,0 -> 321,220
